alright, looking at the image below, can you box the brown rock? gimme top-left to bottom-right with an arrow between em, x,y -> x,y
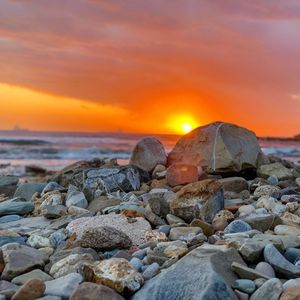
166,163 -> 200,187
70,282 -> 125,300
167,122 -> 261,174
170,179 -> 224,223
11,278 -> 45,300
190,218 -> 214,236
280,285 -> 300,300
129,137 -> 167,172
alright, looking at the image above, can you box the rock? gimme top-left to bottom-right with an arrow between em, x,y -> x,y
11,278 -> 45,300
36,296 -> 61,300
83,258 -> 144,295
1,243 -> 48,280
68,206 -> 89,215
280,285 -> 300,300
70,282 -> 125,300
132,245 -> 245,300
284,248 -> 300,264
224,220 -> 252,234
142,263 -> 160,280
67,214 -> 151,246
27,234 -> 53,249
66,191 -> 88,209
249,278 -> 282,300
267,175 -> 279,186
234,289 -> 249,300
169,227 -> 206,245
241,214 -> 281,232
0,175 -> 19,197
264,243 -> 300,278
257,162 -> 293,181
170,179 -> 224,223
0,230 -> 26,247
254,185 -> 281,199
41,182 -> 65,196
280,212 -> 300,226
274,225 -> 300,236
283,279 -> 300,290
14,183 -> 46,201
190,218 -> 214,236
152,165 -> 166,179
167,122 -> 261,174
40,192 -> 64,209
79,226 -> 132,250
44,273 -> 83,299
12,269 -> 53,285
254,262 -> 275,278
144,231 -> 168,243
166,214 -> 186,225
163,242 -> 188,258
85,166 -> 141,195
166,163 -> 199,187
0,199 -> 34,216
0,280 -> 19,298
130,257 -> 143,272
231,262 -> 272,280
0,215 -> 22,224
254,278 -> 267,288
239,205 -> 255,216
219,177 -> 249,193
232,279 -> 256,294
87,196 -> 121,213
144,205 -> 166,227
49,253 -> 94,278
41,205 -> 67,219
129,137 -> 167,172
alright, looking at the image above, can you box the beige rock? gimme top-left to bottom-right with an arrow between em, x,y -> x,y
144,231 -> 168,243
274,225 -> 300,236
83,258 -> 144,295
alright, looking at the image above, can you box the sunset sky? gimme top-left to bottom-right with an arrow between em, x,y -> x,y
0,0 -> 299,136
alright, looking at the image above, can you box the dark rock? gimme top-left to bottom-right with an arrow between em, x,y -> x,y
14,183 -> 46,201
219,177 -> 249,193
0,199 -> 34,216
0,175 -> 19,197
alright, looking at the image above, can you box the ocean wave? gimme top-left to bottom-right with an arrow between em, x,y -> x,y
0,138 -> 49,145
261,147 -> 300,157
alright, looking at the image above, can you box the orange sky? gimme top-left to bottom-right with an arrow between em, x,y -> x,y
0,1 -> 299,136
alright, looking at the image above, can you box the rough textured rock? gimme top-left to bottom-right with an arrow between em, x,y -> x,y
249,278 -> 282,300
166,163 -> 199,187
1,243 -> 48,280
264,243 -> 300,278
79,226 -> 132,250
167,122 -> 262,174
11,278 -> 45,300
70,282 -> 125,300
44,273 -> 83,299
129,137 -> 167,172
170,179 -> 224,223
67,214 -> 151,246
132,245 -> 245,300
257,162 -> 293,181
83,258 -> 144,295
84,166 -> 141,195
169,227 -> 206,245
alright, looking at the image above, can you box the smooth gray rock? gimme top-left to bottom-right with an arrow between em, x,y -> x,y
264,243 -> 300,278
0,199 -> 34,216
42,204 -> 67,219
284,248 -> 300,264
0,215 -> 22,224
232,279 -> 256,294
0,175 -> 19,197
250,278 -> 282,300
132,245 -> 245,300
14,183 -> 46,201
44,273 -> 83,299
12,269 -> 53,285
0,236 -> 26,247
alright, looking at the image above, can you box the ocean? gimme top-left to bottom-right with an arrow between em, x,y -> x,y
0,130 -> 299,176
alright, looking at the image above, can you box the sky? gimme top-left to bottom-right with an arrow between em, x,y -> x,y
0,0 -> 299,136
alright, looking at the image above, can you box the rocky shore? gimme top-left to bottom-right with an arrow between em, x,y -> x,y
0,122 -> 299,299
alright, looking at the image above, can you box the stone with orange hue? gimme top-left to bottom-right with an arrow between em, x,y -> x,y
170,179 -> 224,223
11,278 -> 45,300
280,285 -> 300,300
166,163 -> 200,187
83,258 -> 144,295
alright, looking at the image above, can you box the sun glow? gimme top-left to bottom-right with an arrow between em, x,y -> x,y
166,114 -> 199,134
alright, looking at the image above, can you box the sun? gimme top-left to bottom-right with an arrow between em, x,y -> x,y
166,114 -> 199,134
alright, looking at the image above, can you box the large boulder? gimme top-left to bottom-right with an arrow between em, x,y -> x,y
166,163 -> 200,187
132,245 -> 245,300
129,137 -> 167,172
167,122 -> 262,174
170,179 -> 224,223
